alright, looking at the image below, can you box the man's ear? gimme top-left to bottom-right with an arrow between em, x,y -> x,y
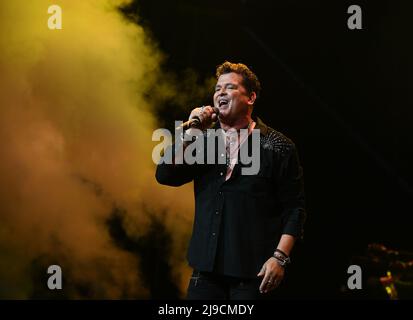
247,92 -> 257,106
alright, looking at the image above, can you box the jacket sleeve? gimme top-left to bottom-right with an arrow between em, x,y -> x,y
155,144 -> 197,187
277,143 -> 307,239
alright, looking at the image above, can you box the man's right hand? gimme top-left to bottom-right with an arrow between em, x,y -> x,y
188,105 -> 218,130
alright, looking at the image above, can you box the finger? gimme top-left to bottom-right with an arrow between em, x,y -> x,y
267,279 -> 278,292
259,277 -> 266,293
259,271 -> 272,293
203,106 -> 214,118
257,265 -> 265,277
203,105 -> 213,113
263,271 -> 277,293
269,276 -> 283,291
197,107 -> 208,119
261,278 -> 273,293
190,107 -> 204,120
264,278 -> 273,293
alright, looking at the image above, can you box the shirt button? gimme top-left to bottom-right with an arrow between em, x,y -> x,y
220,172 -> 223,176
212,233 -> 216,236
215,211 -> 219,215
221,153 -> 225,157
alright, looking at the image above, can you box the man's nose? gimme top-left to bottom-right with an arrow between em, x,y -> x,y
217,87 -> 227,95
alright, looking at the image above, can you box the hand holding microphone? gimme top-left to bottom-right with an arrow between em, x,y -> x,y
178,105 -> 220,130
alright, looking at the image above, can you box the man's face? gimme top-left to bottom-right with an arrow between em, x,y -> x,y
213,72 -> 253,123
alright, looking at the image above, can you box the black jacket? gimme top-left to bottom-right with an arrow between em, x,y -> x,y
155,117 -> 306,278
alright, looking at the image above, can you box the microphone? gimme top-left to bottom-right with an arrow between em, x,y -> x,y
177,107 -> 220,130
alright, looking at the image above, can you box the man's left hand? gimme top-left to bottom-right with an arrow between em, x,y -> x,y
257,257 -> 285,293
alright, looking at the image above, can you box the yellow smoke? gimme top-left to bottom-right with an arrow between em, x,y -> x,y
0,0 -> 194,298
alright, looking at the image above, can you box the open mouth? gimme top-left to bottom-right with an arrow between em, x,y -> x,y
218,98 -> 229,108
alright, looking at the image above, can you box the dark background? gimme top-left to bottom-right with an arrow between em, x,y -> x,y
121,0 -> 413,298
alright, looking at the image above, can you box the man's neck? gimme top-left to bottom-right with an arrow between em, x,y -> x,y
220,115 -> 253,132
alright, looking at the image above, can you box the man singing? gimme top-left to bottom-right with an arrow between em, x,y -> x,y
156,61 -> 306,299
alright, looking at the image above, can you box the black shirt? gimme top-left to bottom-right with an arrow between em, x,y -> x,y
155,117 -> 306,278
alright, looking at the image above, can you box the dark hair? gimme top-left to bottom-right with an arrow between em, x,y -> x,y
216,61 -> 261,99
